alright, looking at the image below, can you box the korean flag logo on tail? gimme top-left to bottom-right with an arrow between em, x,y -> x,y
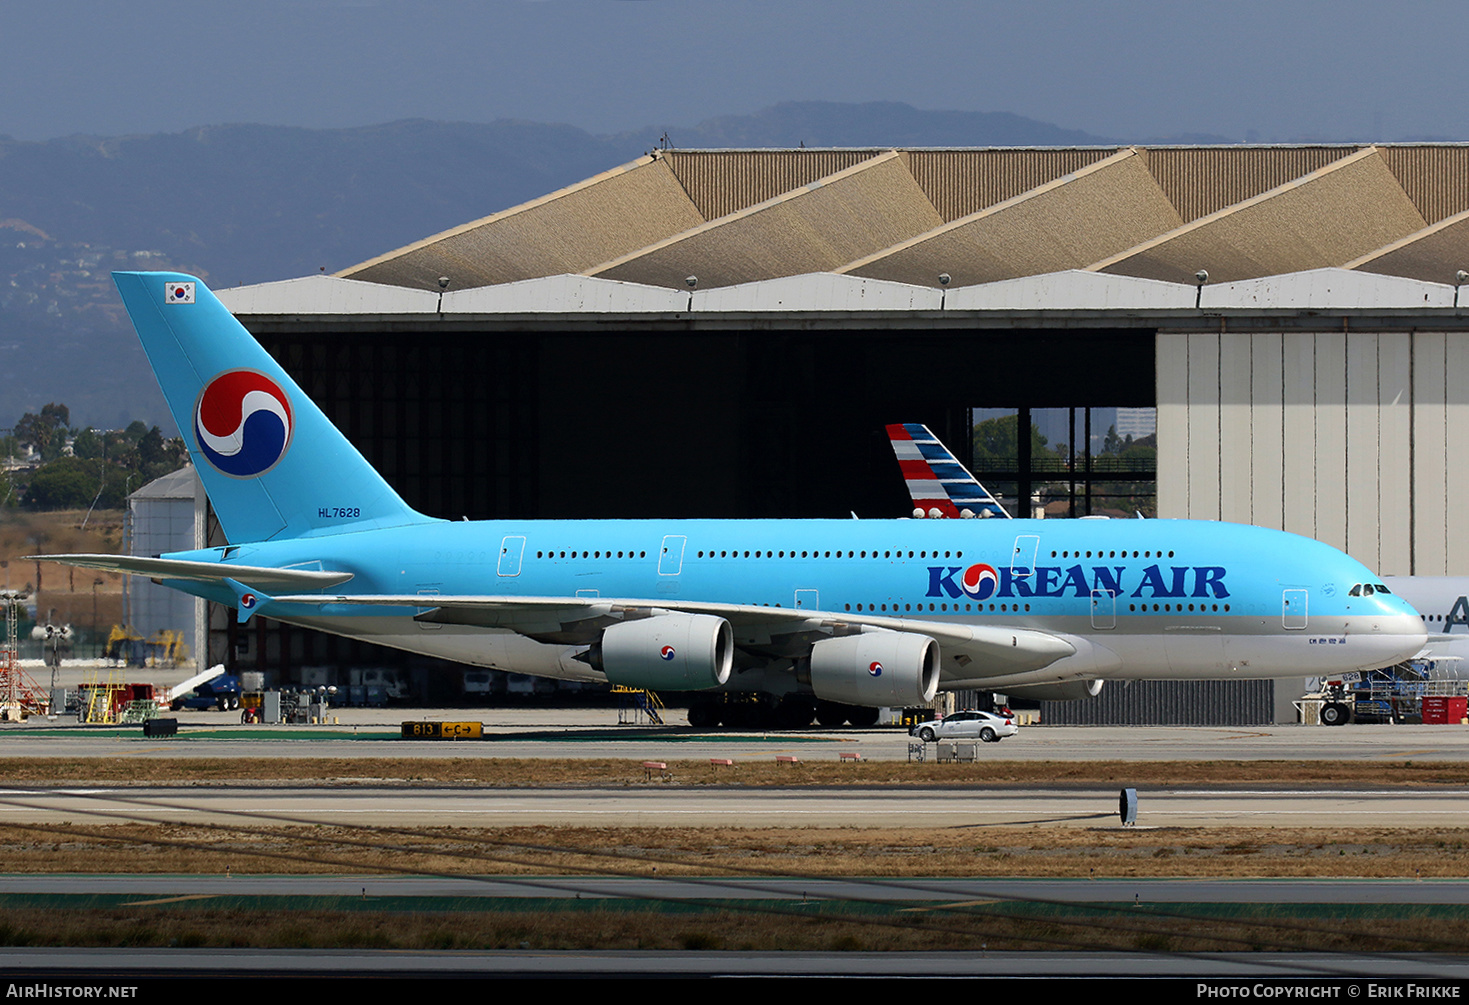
194,369 -> 294,478
166,281 -> 195,304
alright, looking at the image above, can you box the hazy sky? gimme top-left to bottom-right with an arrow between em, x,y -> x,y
3,0 -> 1465,143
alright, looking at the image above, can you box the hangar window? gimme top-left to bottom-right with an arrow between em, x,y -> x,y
970,406 -> 1156,518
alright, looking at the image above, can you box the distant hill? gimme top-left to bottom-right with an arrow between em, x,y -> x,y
643,101 -> 1115,148
0,102 -> 1227,431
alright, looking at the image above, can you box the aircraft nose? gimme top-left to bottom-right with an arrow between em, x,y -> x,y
1371,607 -> 1428,662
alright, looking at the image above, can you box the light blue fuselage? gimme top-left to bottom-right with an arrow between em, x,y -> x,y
68,272 -> 1426,700
160,516 -> 1425,689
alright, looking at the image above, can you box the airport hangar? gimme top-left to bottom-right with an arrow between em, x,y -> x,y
200,144 -> 1469,724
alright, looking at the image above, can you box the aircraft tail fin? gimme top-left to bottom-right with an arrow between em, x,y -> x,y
886,423 -> 1010,519
113,272 -> 438,543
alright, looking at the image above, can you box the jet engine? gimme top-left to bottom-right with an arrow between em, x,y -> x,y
809,631 -> 939,707
595,614 -> 733,691
1004,679 -> 1104,702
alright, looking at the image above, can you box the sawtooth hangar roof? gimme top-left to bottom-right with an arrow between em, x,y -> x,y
218,266 -> 1462,317
336,145 -> 1469,293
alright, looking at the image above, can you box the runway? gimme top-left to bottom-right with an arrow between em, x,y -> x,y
1,947 -> 1465,979
3,782 -> 1468,827
3,711 -> 1469,980
4,874 -> 1469,905
5,708 -> 1469,763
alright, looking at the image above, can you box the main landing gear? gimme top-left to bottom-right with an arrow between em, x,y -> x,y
687,694 -> 880,730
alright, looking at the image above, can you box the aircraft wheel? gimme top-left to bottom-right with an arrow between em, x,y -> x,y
846,705 -> 880,728
775,697 -> 815,730
814,700 -> 847,728
1321,702 -> 1351,726
687,703 -> 718,728
723,703 -> 756,729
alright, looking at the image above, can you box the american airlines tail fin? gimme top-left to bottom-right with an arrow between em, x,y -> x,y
113,272 -> 437,543
885,423 -> 1010,519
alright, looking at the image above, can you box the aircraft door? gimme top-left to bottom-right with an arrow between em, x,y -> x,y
497,535 -> 526,577
658,535 -> 687,576
1090,588 -> 1116,629
1282,589 -> 1308,630
1011,535 -> 1040,578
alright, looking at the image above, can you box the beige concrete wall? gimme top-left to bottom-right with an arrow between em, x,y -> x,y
1157,327 -> 1469,576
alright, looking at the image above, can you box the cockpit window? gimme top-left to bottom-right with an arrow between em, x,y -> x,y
1375,584 -> 1392,595
1349,585 -> 1362,597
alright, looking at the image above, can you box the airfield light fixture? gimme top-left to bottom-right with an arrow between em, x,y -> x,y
436,276 -> 451,313
938,272 -> 950,310
1194,269 -> 1209,309
685,275 -> 698,312
1456,270 -> 1468,309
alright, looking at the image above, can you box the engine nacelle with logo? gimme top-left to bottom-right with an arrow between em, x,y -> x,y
599,614 -> 734,691
809,631 -> 940,707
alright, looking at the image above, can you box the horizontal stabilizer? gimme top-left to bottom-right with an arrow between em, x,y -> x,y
35,554 -> 354,590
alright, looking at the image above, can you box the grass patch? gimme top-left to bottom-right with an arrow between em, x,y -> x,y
1,822 -> 1468,879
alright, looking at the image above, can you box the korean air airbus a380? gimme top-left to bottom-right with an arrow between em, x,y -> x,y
41,274 -> 1426,724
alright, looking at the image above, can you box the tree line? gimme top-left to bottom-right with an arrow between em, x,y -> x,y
4,403 -> 188,511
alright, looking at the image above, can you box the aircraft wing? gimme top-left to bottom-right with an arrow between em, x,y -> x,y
271,592 -> 1076,677
35,554 -> 355,590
